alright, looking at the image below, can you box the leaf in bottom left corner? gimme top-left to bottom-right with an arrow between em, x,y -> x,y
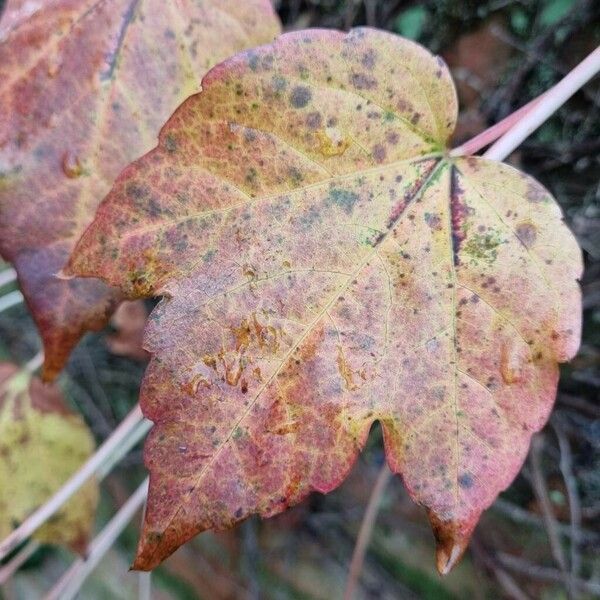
0,363 -> 98,553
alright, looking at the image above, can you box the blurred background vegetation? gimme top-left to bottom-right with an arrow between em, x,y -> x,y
0,0 -> 599,598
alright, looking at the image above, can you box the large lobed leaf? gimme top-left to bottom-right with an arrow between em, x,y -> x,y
66,29 -> 582,572
0,363 -> 98,552
0,0 -> 280,379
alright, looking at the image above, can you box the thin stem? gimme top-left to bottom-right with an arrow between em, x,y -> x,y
97,418 -> 151,479
343,463 -> 393,600
0,404 -> 148,561
25,351 -> 44,374
498,553 -> 600,596
529,436 -> 568,576
484,46 -> 600,161
138,492 -> 152,600
45,479 -> 149,600
138,570 -> 152,600
450,94 -> 546,157
0,268 -> 17,288
493,498 -> 598,543
0,290 -> 23,314
451,46 -> 600,160
0,540 -> 40,585
470,538 -> 532,600
553,421 -> 583,585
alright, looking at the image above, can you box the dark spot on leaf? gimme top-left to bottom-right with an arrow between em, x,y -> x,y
463,230 -> 504,264
361,49 -> 377,68
290,86 -> 311,108
515,221 -> 537,248
248,52 -> 260,71
328,188 -> 360,214
272,75 -> 287,92
288,167 -> 303,185
458,473 -> 474,489
244,129 -> 257,143
306,112 -> 322,129
424,212 -> 442,231
246,167 -> 258,185
450,167 -> 471,263
526,182 -> 547,203
372,144 -> 386,163
350,72 -> 377,90
164,134 -> 177,153
126,182 -> 150,200
387,132 -> 399,145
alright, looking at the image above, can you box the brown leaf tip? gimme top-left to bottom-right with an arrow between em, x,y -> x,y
427,510 -> 473,575
436,538 -> 467,575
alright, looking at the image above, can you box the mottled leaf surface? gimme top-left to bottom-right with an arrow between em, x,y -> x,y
0,363 -> 98,552
67,29 -> 582,571
0,0 -> 280,379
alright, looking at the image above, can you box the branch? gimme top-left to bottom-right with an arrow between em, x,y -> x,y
0,267 -> 16,288
0,540 -> 40,585
25,350 -> 44,374
529,436 -> 568,577
492,498 -> 598,544
138,572 -> 152,600
450,94 -> 546,157
484,46 -> 600,161
498,553 -> 600,596
470,538 -> 532,600
0,404 -> 149,561
553,420 -> 583,585
343,463 -> 393,600
450,45 -> 600,159
0,289 -> 23,314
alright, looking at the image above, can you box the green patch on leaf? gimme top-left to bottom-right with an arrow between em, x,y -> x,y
327,188 -> 360,214
463,230 -> 505,264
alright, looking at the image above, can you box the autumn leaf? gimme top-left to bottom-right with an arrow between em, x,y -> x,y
0,363 -> 98,552
0,0 -> 281,380
66,29 -> 582,572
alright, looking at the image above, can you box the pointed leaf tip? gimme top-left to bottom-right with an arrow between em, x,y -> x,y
428,511 -> 472,575
132,528 -> 173,572
436,539 -> 467,575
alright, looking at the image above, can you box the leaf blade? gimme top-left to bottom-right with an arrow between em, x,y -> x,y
66,28 -> 581,572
